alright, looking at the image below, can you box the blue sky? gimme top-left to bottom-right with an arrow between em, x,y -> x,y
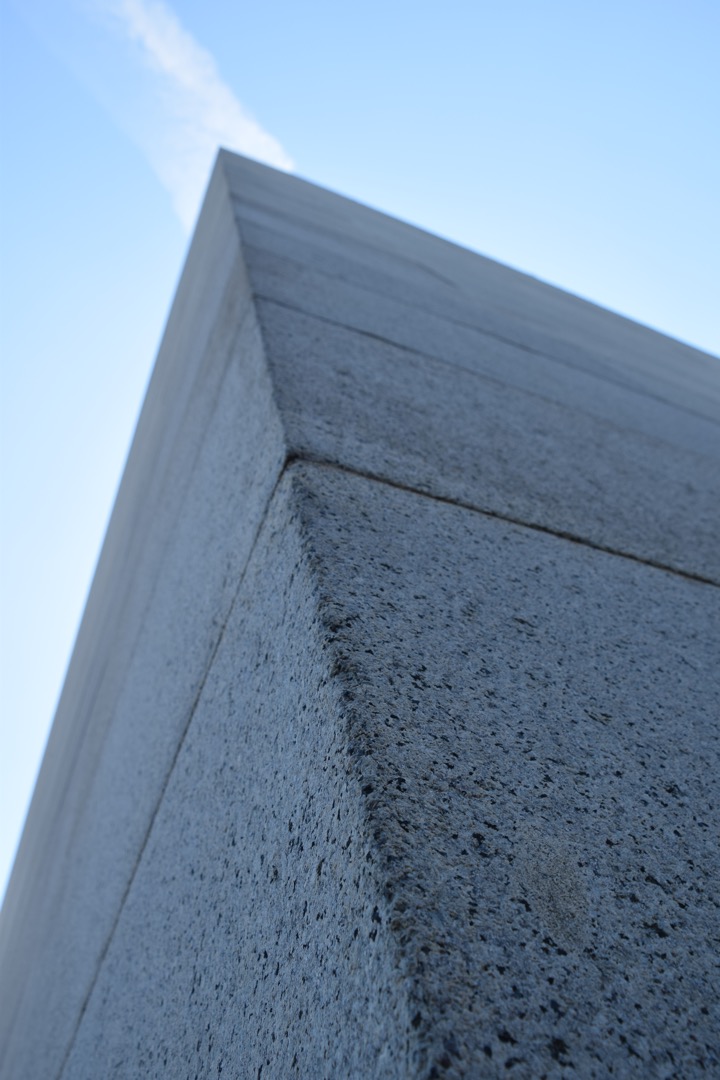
1,0 -> 718,900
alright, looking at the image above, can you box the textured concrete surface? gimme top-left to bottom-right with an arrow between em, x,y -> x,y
61,463 -> 720,1079
1,151 -> 718,1079
254,299 -> 718,580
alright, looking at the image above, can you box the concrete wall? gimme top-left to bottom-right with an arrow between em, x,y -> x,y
1,151 -> 718,1079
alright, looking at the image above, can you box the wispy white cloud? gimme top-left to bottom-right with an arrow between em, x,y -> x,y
97,0 -> 293,230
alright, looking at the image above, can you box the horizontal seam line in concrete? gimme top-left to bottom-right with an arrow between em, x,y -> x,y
289,453 -> 719,589
231,192 -> 461,290
232,191 -> 718,371
229,207 -> 720,423
255,294 -> 719,440
56,453 -> 292,1080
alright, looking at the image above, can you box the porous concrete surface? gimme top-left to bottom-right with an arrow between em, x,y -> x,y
254,299 -> 718,581
221,162 -> 720,582
1,151 -> 718,1079
62,463 -> 719,1078
0,162 -> 287,1079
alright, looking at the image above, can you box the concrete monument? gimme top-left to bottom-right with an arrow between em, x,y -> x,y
1,151 -> 718,1078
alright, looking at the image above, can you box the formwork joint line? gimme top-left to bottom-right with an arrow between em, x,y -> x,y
288,453 -> 719,589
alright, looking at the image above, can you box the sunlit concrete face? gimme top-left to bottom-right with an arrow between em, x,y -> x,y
1,151 -> 718,1079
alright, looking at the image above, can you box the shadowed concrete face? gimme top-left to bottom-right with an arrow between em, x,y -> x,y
1,151 -> 718,1079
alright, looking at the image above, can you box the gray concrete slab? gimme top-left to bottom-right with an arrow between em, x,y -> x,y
236,222 -> 720,427
280,463 -> 718,1078
220,153 -> 720,418
239,226 -> 720,436
256,298 -> 720,582
61,462 -> 720,1079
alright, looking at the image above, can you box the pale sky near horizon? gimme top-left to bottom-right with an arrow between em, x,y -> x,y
1,0 -> 719,903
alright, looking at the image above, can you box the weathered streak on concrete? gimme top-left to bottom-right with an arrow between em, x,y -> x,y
1,151 -> 718,1080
